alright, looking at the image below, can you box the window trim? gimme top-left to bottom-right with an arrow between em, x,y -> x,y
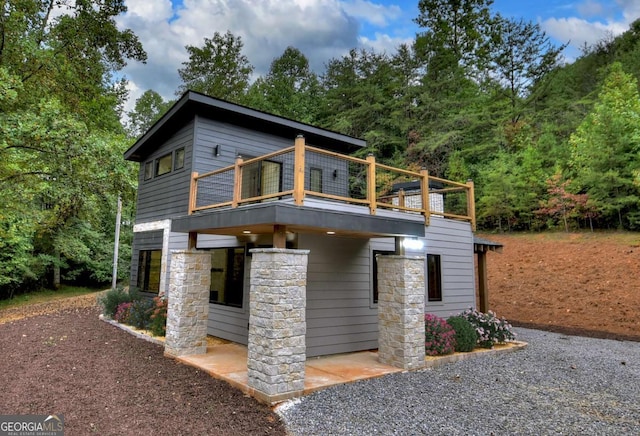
427,253 -> 442,302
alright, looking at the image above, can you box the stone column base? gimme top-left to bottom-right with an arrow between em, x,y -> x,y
377,254 -> 426,370
247,248 -> 309,400
164,250 -> 211,357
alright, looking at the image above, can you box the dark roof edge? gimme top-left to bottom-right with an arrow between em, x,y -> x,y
124,90 -> 366,161
123,91 -> 192,161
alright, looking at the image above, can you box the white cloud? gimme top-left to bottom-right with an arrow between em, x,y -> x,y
118,0 -> 374,109
541,0 -> 640,60
542,16 -> 627,48
359,32 -> 413,54
577,0 -> 604,17
341,0 -> 402,26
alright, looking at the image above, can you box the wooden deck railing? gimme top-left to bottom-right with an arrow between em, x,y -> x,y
189,135 -> 476,229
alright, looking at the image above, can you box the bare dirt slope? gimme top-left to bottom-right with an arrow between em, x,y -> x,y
480,232 -> 640,341
0,301 -> 285,435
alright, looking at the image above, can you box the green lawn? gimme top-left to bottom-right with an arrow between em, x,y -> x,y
0,286 -> 105,311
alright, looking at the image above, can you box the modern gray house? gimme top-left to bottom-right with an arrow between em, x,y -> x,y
124,91 -> 479,402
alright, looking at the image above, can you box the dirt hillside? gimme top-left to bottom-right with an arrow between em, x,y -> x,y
480,232 -> 640,341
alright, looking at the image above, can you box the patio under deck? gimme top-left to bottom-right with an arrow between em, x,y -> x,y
176,339 -> 527,405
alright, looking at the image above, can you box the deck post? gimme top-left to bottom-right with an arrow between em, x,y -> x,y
366,154 -> 376,215
293,135 -> 306,206
232,155 -> 243,208
273,224 -> 287,248
188,172 -> 198,215
421,169 -> 430,226
467,179 -> 476,230
477,251 -> 489,313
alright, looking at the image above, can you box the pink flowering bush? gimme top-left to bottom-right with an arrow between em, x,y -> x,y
114,302 -> 132,324
424,313 -> 456,356
460,308 -> 516,348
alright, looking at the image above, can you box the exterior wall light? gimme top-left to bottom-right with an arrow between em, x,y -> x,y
402,237 -> 424,251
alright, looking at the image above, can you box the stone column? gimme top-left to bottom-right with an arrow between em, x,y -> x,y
377,254 -> 426,370
164,250 -> 211,357
248,248 -> 309,403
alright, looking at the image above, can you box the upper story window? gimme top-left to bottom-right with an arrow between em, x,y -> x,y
155,153 -> 172,176
144,147 -> 185,180
144,161 -> 153,181
174,148 -> 185,170
310,167 -> 323,192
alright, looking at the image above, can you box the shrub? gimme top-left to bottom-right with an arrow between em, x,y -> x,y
424,313 -> 456,356
114,302 -> 133,324
447,315 -> 478,352
460,308 -> 516,348
127,298 -> 155,330
99,286 -> 135,318
149,296 -> 168,336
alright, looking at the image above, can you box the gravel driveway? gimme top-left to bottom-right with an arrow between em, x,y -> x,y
277,328 -> 640,435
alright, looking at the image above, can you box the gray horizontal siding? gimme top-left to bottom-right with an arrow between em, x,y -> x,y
194,115 -> 294,169
194,116 -> 349,198
135,122 -> 194,223
422,217 -> 475,318
300,234 -> 379,357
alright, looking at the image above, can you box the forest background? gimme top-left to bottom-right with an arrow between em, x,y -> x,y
1,0 -> 639,298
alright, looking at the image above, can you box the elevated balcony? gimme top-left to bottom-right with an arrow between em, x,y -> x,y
172,136 -> 475,245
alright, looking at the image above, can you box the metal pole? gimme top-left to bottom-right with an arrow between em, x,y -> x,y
111,195 -> 122,290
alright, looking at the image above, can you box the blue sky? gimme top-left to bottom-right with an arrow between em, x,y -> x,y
113,0 -> 639,113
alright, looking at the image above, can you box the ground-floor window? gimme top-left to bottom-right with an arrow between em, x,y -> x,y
138,250 -> 161,293
427,254 -> 442,302
208,247 -> 245,308
372,250 -> 395,304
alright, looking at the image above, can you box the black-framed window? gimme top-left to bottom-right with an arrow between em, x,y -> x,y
208,247 -> 245,308
310,167 -> 323,192
241,160 -> 282,199
137,250 -> 161,293
155,152 -> 172,177
372,250 -> 395,304
427,254 -> 442,302
174,147 -> 185,170
144,161 -> 153,180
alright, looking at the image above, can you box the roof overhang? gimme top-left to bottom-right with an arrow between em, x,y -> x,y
124,91 -> 366,162
171,203 -> 426,238
474,236 -> 503,253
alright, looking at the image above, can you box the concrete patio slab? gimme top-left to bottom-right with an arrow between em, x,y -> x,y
175,338 -> 528,405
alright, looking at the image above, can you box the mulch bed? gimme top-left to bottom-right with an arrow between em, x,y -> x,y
0,305 -> 286,436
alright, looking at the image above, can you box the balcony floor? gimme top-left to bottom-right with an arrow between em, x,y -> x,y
172,199 -> 427,238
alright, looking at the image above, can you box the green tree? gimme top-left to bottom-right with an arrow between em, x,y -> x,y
0,1 -> 143,294
569,62 -> 640,228
319,48 -> 400,159
127,90 -> 173,138
177,31 -> 253,101
488,14 -> 566,124
245,47 -> 320,123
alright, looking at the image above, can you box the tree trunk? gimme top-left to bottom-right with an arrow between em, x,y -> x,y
53,251 -> 61,289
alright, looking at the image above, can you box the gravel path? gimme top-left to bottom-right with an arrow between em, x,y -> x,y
277,328 -> 640,435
